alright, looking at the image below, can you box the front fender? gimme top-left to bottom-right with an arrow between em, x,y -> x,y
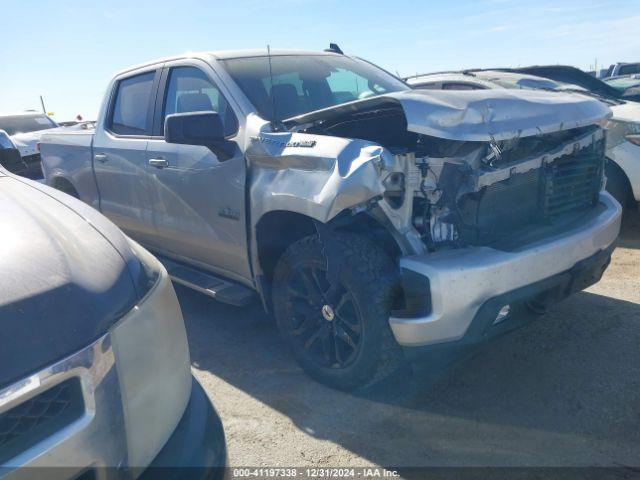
247,131 -> 390,223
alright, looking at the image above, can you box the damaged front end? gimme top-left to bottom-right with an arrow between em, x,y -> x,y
248,88 -> 611,260
378,124 -> 607,253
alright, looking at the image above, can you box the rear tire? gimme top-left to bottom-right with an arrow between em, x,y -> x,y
272,233 -> 402,390
605,160 -> 633,209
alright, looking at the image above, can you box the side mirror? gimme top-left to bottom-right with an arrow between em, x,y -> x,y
165,111 -> 234,160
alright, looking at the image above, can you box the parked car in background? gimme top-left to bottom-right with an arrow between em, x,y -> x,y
40,48 -> 620,390
0,113 -> 59,179
0,167 -> 226,478
57,120 -> 97,130
604,74 -> 640,100
0,130 -> 36,178
502,65 -> 640,103
407,68 -> 640,210
603,62 -> 640,78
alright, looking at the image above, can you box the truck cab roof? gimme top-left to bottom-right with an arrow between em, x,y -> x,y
114,49 -> 343,76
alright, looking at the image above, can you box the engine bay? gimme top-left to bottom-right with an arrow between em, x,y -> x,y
333,116 -> 609,253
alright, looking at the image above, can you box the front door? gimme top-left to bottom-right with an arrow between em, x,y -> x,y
92,68 -> 159,245
145,63 -> 251,282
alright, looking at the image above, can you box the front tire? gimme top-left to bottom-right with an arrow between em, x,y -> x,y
272,233 -> 402,390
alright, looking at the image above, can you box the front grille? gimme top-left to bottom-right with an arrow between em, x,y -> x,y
457,139 -> 604,246
542,146 -> 603,220
0,378 -> 84,463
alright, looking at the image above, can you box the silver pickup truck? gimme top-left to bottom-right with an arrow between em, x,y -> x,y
40,48 -> 622,390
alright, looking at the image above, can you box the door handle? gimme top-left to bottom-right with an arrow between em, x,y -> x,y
94,153 -> 108,163
148,158 -> 168,168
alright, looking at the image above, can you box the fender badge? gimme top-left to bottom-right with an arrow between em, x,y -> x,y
251,136 -> 316,148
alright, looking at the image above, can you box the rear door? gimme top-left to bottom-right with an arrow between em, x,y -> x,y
145,60 -> 251,283
92,67 -> 161,245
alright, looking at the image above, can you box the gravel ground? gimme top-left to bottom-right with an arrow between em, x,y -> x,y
178,211 -> 640,469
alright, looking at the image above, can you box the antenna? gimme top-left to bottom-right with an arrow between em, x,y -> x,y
267,44 -> 279,130
40,95 -> 47,115
325,43 -> 343,55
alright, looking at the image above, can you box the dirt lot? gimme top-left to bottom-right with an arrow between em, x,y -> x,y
179,211 -> 640,469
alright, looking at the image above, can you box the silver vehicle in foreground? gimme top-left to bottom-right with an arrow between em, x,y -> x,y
40,48 -> 621,390
0,168 -> 226,478
407,68 -> 640,210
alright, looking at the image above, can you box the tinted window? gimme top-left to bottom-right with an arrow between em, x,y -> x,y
110,72 -> 155,135
618,64 -> 640,76
442,82 -> 485,90
220,55 -> 408,120
0,115 -> 57,136
411,82 -> 441,90
0,131 -> 14,149
163,66 -> 237,137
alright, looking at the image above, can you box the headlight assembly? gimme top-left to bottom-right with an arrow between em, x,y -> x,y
125,238 -> 161,300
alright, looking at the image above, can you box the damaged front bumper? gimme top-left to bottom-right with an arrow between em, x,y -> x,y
389,192 -> 622,348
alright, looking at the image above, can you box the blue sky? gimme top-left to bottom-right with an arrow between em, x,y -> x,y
2,0 -> 639,120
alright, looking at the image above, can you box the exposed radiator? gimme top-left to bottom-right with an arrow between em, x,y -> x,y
542,145 -> 603,220
456,139 -> 604,246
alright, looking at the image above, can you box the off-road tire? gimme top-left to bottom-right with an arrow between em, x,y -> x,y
272,233 -> 402,390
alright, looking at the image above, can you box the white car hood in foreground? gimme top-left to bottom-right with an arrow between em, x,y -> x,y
610,100 -> 640,124
11,131 -> 45,156
390,89 -> 611,141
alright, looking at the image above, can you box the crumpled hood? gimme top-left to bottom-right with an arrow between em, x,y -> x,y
0,175 -> 141,389
288,88 -> 611,142
388,89 -> 611,141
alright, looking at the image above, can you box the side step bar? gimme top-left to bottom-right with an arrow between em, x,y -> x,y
158,256 -> 256,307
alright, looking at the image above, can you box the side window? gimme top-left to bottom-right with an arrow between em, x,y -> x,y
0,132 -> 14,149
619,64 -> 640,76
442,82 -> 482,90
163,66 -> 238,137
110,72 -> 155,135
413,82 -> 441,90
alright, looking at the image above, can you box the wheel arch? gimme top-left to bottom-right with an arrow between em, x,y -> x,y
51,175 -> 80,198
605,157 -> 634,207
253,209 -> 405,311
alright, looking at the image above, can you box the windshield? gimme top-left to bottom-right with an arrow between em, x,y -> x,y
220,54 -> 409,121
605,76 -> 640,92
0,115 -> 58,136
511,67 -> 622,100
617,64 -> 640,76
483,74 -> 564,91
0,131 -> 15,149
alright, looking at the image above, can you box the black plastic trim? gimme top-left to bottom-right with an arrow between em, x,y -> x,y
391,268 -> 432,318
403,243 -> 615,361
138,377 -> 227,480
